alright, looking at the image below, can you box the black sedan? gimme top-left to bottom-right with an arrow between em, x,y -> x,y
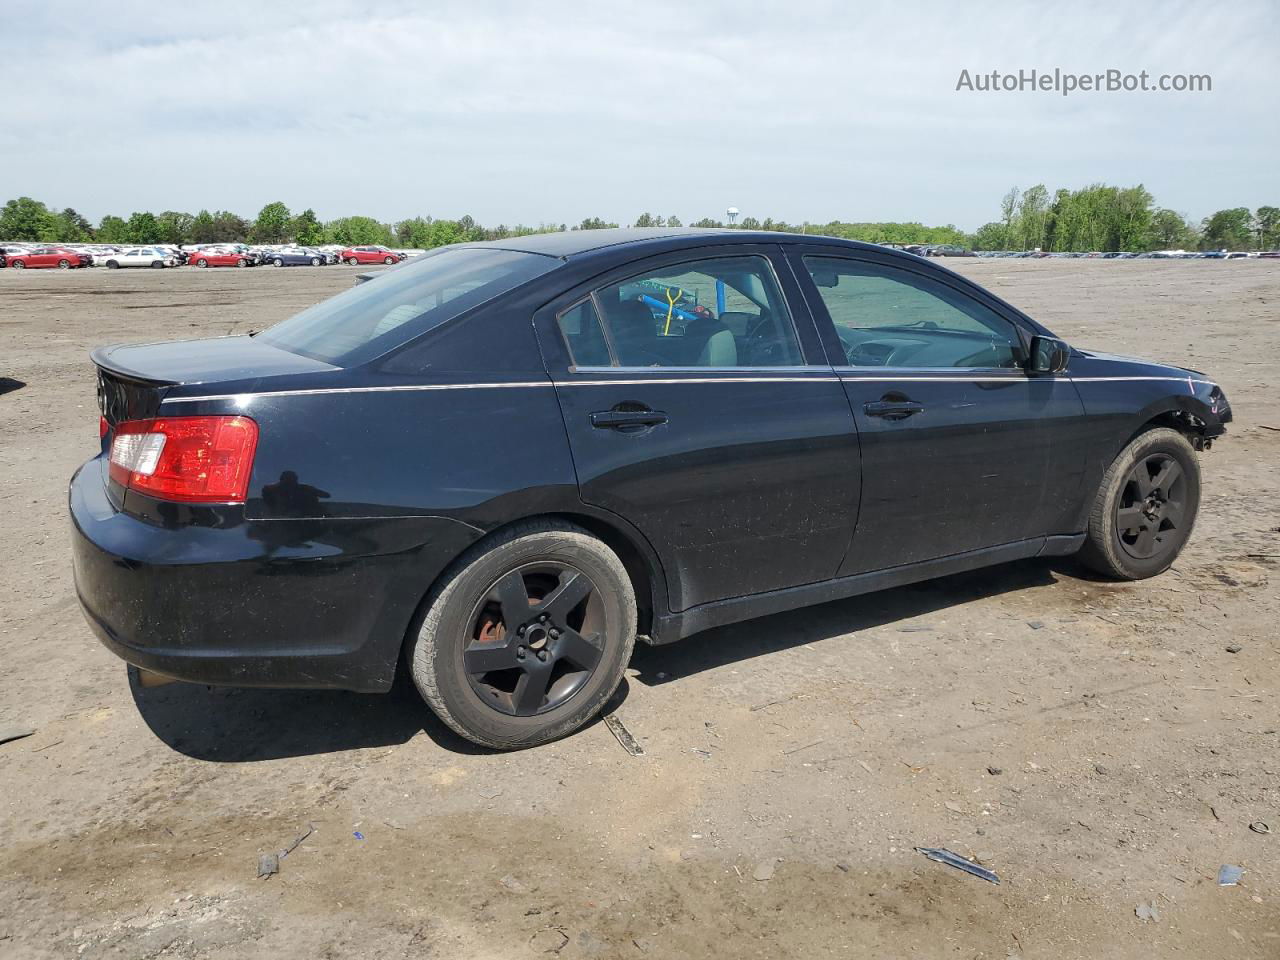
71,229 -> 1231,748
265,249 -> 328,267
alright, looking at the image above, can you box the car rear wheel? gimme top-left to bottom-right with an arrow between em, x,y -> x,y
58,259 -> 70,269
1078,426 -> 1201,580
383,256 -> 395,264
150,261 -> 163,268
409,520 -> 636,750
347,256 -> 359,265
196,259 -> 208,267
236,258 -> 247,267
106,261 -> 119,269
273,258 -> 284,267
12,260 -> 25,269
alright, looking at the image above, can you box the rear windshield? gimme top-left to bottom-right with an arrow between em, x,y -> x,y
258,247 -> 559,366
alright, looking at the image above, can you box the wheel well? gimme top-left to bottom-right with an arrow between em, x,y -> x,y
1133,409 -> 1212,451
548,512 -> 657,636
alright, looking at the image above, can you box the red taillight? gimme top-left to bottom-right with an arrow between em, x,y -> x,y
99,416 -> 109,439
108,415 -> 258,503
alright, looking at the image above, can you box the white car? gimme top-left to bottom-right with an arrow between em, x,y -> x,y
102,248 -> 177,269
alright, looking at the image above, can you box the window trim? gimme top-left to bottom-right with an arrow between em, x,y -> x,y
560,252 -> 810,373
555,295 -> 620,369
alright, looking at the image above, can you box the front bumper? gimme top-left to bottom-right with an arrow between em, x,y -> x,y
69,458 -> 480,692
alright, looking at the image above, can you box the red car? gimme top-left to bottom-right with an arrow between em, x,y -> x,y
190,250 -> 252,268
340,246 -> 403,265
8,247 -> 90,269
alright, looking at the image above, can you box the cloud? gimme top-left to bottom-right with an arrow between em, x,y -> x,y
4,0 -> 1276,228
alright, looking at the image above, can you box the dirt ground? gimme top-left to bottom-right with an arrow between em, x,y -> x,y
1,259 -> 1277,959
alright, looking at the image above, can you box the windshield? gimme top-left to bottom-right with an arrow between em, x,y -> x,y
258,247 -> 560,366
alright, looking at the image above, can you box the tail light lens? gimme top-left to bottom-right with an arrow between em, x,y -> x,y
109,416 -> 258,503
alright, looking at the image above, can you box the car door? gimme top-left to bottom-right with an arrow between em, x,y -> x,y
788,246 -> 1086,575
536,245 -> 861,613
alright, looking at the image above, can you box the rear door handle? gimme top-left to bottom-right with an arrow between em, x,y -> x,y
863,400 -> 924,420
590,409 -> 669,429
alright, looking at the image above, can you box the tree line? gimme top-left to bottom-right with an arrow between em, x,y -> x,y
1,191 -> 1274,252
972,185 -> 1279,252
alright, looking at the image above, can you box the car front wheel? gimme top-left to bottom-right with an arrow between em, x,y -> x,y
1078,426 -> 1201,580
384,256 -> 395,264
347,256 -> 359,265
409,520 -> 637,750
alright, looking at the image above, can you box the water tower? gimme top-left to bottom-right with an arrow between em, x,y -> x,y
726,206 -> 739,226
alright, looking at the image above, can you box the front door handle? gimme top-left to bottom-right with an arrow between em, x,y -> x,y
863,399 -> 925,420
590,409 -> 669,429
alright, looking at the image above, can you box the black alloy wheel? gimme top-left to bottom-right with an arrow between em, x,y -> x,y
1078,426 -> 1200,580
1114,453 -> 1186,560
409,520 -> 636,749
463,563 -> 605,717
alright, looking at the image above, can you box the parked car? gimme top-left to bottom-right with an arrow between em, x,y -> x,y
341,246 -> 403,265
189,250 -> 253,268
8,246 -> 90,269
923,244 -> 976,257
71,228 -> 1231,749
266,249 -> 326,267
102,248 -> 176,269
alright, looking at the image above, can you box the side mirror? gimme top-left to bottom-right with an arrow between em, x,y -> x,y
1028,335 -> 1070,373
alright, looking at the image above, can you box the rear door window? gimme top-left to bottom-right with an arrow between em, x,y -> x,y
585,255 -> 803,368
258,247 -> 560,366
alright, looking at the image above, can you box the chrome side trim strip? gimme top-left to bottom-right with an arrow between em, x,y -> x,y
161,381 -> 555,403
159,374 -> 1214,406
556,376 -> 842,386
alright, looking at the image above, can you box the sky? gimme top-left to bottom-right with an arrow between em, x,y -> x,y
3,1 -> 1276,231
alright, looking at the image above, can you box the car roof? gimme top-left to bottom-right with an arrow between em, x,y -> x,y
463,227 -> 886,260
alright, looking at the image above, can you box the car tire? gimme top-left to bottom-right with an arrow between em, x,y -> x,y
150,261 -> 163,268
310,257 -> 320,266
236,258 -> 247,267
273,258 -> 284,267
106,261 -> 119,269
409,519 -> 637,750
347,256 -> 359,265
1077,426 -> 1201,580
58,259 -> 70,269
384,256 -> 395,264
196,259 -> 208,267
12,260 -> 25,269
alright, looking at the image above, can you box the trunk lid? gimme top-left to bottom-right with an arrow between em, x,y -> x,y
92,334 -> 334,388
92,335 -> 337,426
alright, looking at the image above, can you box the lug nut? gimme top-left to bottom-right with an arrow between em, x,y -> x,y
517,625 -> 525,636
549,628 -> 560,639
516,646 -> 526,659
537,650 -> 548,662
539,613 -> 549,623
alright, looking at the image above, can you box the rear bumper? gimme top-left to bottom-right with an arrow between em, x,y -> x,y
69,458 -> 481,692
